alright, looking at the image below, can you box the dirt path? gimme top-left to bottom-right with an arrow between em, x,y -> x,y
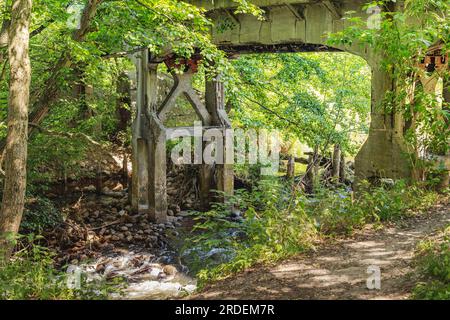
192,200 -> 450,300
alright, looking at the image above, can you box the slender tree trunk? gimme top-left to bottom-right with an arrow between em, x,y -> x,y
95,164 -> 103,195
339,152 -> 346,183
122,151 -> 129,188
116,72 -> 132,133
305,147 -> 319,194
286,155 -> 295,179
332,144 -> 341,183
0,0 -> 32,261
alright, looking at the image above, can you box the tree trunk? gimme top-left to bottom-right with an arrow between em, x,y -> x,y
286,155 -> 295,179
116,72 -> 132,133
305,147 -> 319,194
339,152 -> 346,183
332,144 -> 341,183
0,0 -> 32,261
95,164 -> 103,195
122,151 -> 128,188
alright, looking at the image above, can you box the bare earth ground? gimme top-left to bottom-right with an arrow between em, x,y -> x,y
192,200 -> 450,300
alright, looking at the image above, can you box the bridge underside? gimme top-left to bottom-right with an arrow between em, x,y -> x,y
184,0 -> 412,178
190,0 -> 370,57
219,43 -> 341,55
189,0 -> 413,182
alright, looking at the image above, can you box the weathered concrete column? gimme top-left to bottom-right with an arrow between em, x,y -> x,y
413,73 -> 449,189
200,75 -> 234,207
146,113 -> 168,223
355,65 -> 411,182
131,49 -> 167,222
438,78 -> 450,190
145,61 -> 168,223
130,139 -> 149,211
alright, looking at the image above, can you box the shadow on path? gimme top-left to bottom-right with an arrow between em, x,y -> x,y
191,201 -> 450,300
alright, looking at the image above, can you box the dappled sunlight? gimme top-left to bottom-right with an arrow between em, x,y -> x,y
191,205 -> 450,300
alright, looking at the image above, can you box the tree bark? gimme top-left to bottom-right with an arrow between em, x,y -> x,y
332,144 -> 341,182
339,152 -> 346,183
286,155 -> 295,179
305,147 -> 319,194
0,0 -> 32,261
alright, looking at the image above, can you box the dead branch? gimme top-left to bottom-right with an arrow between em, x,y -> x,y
28,123 -> 103,147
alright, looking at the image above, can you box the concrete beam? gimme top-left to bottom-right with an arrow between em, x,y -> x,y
285,3 -> 305,20
158,71 -> 212,125
322,0 -> 342,19
219,43 -> 342,54
186,0 -> 315,11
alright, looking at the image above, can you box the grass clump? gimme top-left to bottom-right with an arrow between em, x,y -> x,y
412,225 -> 450,300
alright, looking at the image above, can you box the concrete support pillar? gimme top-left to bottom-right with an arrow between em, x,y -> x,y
131,49 -> 167,222
355,65 -> 411,183
131,138 -> 149,211
146,113 -> 168,223
413,74 -> 449,189
132,50 -> 234,216
200,75 -> 234,207
438,79 -> 450,190
332,144 -> 341,182
131,51 -> 149,213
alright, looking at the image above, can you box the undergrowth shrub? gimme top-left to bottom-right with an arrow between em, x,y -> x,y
185,179 -> 440,285
20,196 -> 63,233
412,225 -> 450,300
310,180 -> 439,235
184,178 -> 317,285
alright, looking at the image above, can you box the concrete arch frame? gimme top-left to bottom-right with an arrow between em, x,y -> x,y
187,0 -> 412,181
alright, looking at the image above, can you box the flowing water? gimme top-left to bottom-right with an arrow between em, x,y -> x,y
70,215 -> 200,299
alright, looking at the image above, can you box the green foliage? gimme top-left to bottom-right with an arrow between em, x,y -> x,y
28,132 -> 91,187
1,0 -> 235,186
25,58 -> 124,186
309,181 -> 439,235
413,225 -> 450,300
185,180 -> 440,285
20,196 -> 62,233
229,0 -> 264,17
0,234 -> 120,300
184,179 -> 317,285
227,52 -> 371,157
327,0 -> 450,176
